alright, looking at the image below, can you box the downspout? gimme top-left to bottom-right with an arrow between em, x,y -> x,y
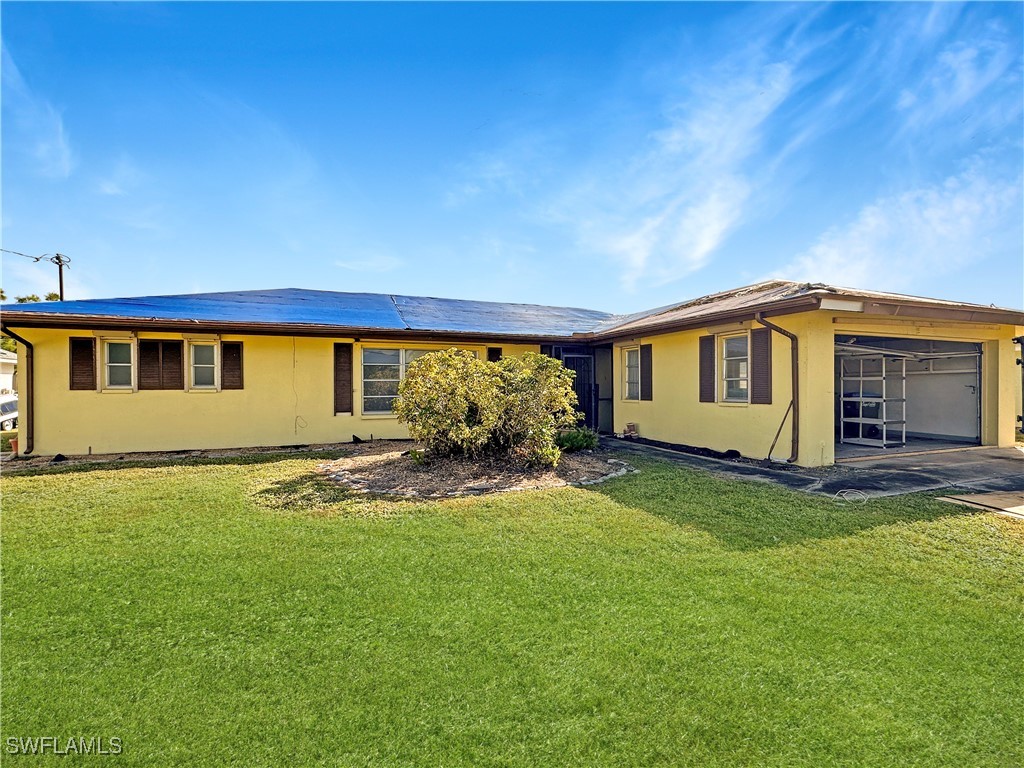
1,326 -> 33,454
755,313 -> 798,463
1014,335 -> 1023,433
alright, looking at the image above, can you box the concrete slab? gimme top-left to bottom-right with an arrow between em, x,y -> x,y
840,447 -> 1024,494
811,469 -> 954,497
939,492 -> 1024,519
605,439 -> 1024,499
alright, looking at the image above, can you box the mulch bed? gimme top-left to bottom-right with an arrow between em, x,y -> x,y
316,440 -> 637,498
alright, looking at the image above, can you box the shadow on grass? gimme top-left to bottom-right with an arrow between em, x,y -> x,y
594,455 -> 963,551
4,450 -> 350,477
250,470 -> 425,517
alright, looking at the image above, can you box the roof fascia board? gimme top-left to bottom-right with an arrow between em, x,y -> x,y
858,300 -> 1024,326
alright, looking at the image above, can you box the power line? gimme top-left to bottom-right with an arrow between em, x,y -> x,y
0,249 -> 71,300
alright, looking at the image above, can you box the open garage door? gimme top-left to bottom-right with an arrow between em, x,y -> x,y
835,335 -> 981,458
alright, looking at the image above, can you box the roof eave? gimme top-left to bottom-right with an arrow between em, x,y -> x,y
0,312 -> 589,345
840,294 -> 1024,326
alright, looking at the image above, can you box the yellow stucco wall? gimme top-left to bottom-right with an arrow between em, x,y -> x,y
12,329 -> 537,456
612,311 -> 1022,467
613,314 -> 807,464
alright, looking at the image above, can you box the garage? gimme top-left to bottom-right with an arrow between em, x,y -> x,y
835,335 -> 981,458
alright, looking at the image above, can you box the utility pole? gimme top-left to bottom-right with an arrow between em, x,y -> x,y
0,249 -> 72,300
54,253 -> 70,300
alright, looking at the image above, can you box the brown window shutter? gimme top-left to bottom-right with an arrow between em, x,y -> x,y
699,335 -> 716,402
487,347 -> 502,363
162,341 -> 184,389
334,343 -> 353,413
222,342 -> 243,389
750,328 -> 772,404
138,341 -> 162,390
639,343 -> 653,401
139,340 -> 184,390
69,337 -> 96,390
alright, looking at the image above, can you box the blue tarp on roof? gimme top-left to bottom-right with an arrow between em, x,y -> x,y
0,288 -> 615,338
392,294 -> 611,336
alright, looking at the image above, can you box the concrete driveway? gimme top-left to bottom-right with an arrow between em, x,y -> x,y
609,439 -> 1024,498
819,447 -> 1024,496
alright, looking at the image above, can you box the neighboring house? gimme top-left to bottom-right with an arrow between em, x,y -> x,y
0,349 -> 16,394
1,281 -> 1022,466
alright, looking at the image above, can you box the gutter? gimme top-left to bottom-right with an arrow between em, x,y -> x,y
1015,335 -> 1023,431
755,313 -> 798,463
1,326 -> 33,454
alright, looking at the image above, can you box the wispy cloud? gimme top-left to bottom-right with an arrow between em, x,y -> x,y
1,46 -> 75,179
776,159 -> 1021,290
896,23 -> 1021,137
545,23 -> 819,291
444,7 -> 859,291
442,4 -> 1021,296
595,59 -> 796,288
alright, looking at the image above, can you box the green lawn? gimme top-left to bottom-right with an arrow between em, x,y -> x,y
1,430 -> 15,453
2,452 -> 1022,767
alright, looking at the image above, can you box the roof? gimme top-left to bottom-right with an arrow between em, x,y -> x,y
0,288 -> 613,340
594,281 -> 1024,337
593,280 -> 807,334
1,281 -> 1021,340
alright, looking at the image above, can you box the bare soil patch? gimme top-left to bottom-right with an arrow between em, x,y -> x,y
316,440 -> 636,497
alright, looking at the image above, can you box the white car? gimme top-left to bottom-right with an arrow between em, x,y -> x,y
0,396 -> 18,432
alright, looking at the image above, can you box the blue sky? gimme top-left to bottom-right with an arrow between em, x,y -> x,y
2,2 -> 1022,312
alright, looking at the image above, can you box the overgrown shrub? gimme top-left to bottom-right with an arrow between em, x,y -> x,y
555,427 -> 599,453
491,352 -> 579,466
395,349 -> 580,466
392,349 -> 502,458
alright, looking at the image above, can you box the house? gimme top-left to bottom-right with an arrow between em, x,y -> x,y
1,281 -> 1021,466
0,348 -> 16,394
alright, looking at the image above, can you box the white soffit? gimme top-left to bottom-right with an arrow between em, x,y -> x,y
821,298 -> 864,312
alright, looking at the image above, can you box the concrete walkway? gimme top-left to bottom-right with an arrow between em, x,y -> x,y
606,438 -> 1024,498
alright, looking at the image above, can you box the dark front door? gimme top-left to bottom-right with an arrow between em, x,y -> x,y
562,354 -> 597,429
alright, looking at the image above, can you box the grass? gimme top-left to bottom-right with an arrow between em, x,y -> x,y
2,452 -> 1022,767
1,430 -> 15,452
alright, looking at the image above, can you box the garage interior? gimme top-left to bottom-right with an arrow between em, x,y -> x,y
834,335 -> 982,459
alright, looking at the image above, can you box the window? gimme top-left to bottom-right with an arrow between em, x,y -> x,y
624,347 -> 640,400
721,334 -> 749,402
362,348 -> 443,414
105,341 -> 133,388
190,343 -> 217,388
